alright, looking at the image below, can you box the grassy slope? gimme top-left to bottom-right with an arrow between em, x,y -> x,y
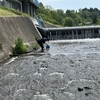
0,8 -> 19,16
0,7 -> 30,17
0,7 -> 58,27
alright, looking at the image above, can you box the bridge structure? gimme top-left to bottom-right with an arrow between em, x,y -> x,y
0,0 -> 40,16
37,26 -> 100,40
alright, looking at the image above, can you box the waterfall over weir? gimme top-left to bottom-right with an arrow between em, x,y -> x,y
37,26 -> 100,40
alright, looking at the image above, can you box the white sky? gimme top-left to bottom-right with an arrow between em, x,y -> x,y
39,0 -> 100,12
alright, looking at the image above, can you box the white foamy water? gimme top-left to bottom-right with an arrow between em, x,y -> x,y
48,38 -> 100,56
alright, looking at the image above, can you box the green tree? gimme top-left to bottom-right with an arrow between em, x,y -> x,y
63,17 -> 74,27
92,15 -> 98,24
36,3 -> 100,26
56,9 -> 65,24
36,2 -> 45,14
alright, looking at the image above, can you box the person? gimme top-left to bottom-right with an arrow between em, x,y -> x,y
37,37 -> 49,51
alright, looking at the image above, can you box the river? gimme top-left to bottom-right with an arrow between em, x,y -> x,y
0,39 -> 100,100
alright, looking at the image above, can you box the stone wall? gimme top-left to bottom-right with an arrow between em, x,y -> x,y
0,16 -> 41,62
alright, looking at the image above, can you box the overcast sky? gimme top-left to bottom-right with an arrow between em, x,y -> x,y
39,0 -> 100,12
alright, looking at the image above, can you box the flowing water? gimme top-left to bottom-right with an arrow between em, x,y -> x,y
0,39 -> 100,100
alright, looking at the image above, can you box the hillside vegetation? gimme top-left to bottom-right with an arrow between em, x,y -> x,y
37,3 -> 100,27
0,7 -> 30,17
1,4 -> 100,27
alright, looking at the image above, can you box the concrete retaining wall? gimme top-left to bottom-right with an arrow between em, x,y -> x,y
0,16 -> 41,62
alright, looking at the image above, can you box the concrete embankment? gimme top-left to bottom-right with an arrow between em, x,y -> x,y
0,16 -> 41,62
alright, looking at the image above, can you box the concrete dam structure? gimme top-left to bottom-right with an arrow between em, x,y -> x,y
38,26 -> 100,40
0,16 -> 41,62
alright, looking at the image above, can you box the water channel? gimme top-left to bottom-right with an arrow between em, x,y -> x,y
0,39 -> 100,100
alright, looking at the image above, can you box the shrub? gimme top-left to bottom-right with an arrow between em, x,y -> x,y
12,37 -> 27,54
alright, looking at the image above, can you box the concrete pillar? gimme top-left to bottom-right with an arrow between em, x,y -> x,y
76,30 -> 78,39
32,6 -> 33,16
72,31 -> 74,39
20,2 -> 22,12
88,30 -> 90,38
89,30 -> 92,38
30,6 -> 32,16
68,31 -> 70,39
85,30 -> 86,38
69,32 -> 71,39
65,31 -> 67,39
98,29 -> 100,38
23,1 -> 27,13
0,0 -> 1,6
14,0 -> 22,12
49,32 -> 51,40
27,4 -> 30,14
97,29 -> 99,38
55,31 -> 57,39
91,29 -> 93,38
81,30 -> 84,39
86,30 -> 88,38
3,0 -> 6,7
33,7 -> 35,16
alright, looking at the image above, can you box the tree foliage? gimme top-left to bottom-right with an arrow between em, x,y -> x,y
63,17 -> 74,27
36,3 -> 100,26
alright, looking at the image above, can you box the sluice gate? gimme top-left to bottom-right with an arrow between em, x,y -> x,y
37,26 -> 100,40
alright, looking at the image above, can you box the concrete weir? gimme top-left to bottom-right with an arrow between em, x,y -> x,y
0,16 -> 41,62
38,26 -> 100,40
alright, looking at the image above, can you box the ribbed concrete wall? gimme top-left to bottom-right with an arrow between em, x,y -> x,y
0,16 -> 41,62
